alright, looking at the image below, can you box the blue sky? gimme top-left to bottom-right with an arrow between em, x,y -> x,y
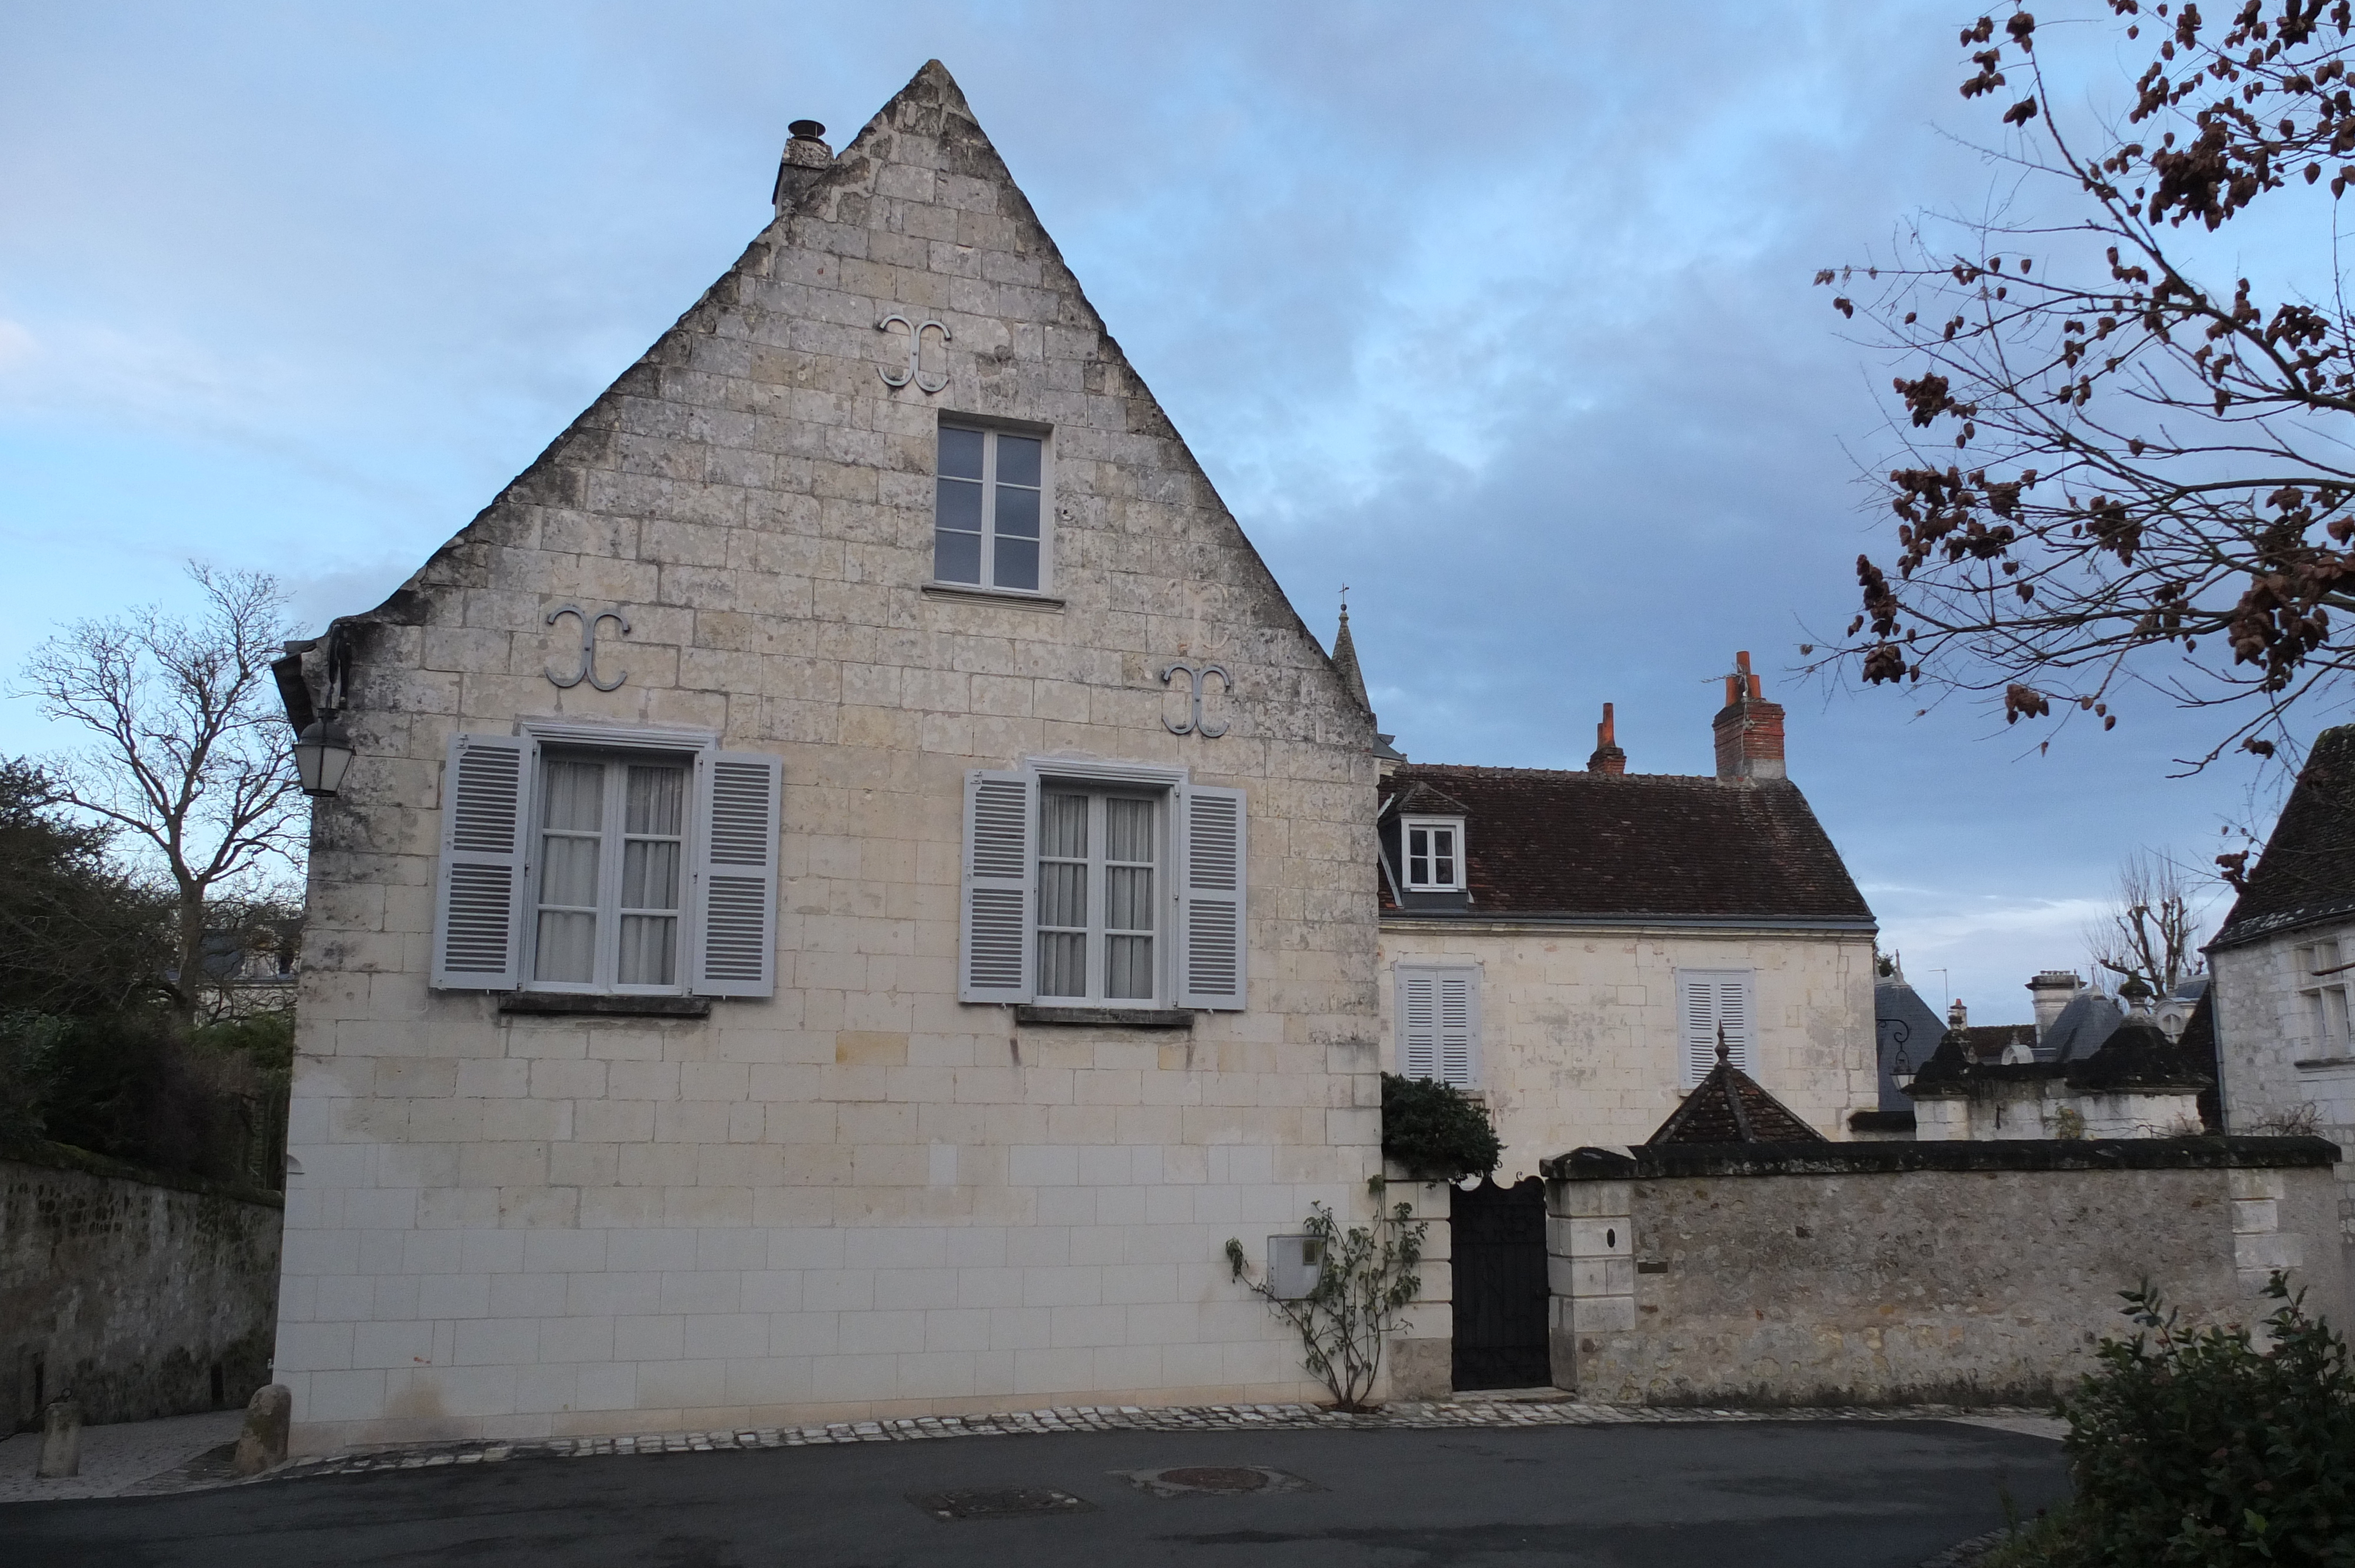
1,1 -> 2318,1021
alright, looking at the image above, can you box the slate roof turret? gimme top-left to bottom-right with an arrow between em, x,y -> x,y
2213,724 -> 2355,951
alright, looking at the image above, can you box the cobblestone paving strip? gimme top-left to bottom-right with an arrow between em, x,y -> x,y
260,1397 -> 2060,1483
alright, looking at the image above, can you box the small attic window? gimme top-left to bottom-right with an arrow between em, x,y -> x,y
1401,816 -> 1466,893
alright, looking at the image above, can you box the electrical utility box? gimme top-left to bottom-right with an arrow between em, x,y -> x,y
1264,1235 -> 1326,1301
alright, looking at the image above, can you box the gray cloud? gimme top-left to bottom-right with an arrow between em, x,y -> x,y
0,0 -> 2280,1016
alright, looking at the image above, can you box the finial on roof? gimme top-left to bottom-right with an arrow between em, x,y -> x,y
1716,1022 -> 1730,1065
1330,594 -> 1371,715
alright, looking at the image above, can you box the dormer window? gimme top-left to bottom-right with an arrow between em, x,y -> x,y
1401,816 -> 1466,892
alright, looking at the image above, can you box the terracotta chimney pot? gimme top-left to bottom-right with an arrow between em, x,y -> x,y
1588,702 -> 1627,775
1711,651 -> 1786,782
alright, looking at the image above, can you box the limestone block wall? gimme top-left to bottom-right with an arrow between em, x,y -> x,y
2214,922 -> 2355,1265
1380,1164 -> 1452,1401
1375,926 -> 1876,1174
1911,1081 -> 2205,1141
2,1145 -> 283,1427
274,62 -> 1385,1453
1547,1139 -> 2350,1407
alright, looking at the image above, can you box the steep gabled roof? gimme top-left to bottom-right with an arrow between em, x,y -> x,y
2213,725 -> 2355,950
1646,1054 -> 1829,1145
1378,764 -> 1873,926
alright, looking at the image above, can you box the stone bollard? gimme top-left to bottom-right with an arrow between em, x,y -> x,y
35,1398 -> 81,1479
232,1384 -> 291,1476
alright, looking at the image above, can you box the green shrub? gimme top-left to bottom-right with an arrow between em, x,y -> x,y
2039,1276 -> 2355,1566
1380,1073 -> 1500,1182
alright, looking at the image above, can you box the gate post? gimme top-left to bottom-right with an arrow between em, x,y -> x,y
1547,1175 -> 1633,1394
1383,1161 -> 1452,1401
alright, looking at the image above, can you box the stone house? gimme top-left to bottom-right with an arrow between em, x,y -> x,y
2211,723 -> 2355,1252
1368,653 -> 1880,1178
269,62 -> 1389,1453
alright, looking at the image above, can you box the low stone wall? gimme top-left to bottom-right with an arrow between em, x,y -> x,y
3,1143 -> 284,1427
1545,1137 -> 2349,1407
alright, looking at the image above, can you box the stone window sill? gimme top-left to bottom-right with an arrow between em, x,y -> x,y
2295,1055 -> 2355,1070
922,582 -> 1065,612
499,993 -> 713,1019
1013,1005 -> 1195,1029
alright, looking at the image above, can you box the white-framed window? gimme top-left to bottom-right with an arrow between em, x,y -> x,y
1676,968 -> 1756,1088
430,727 -> 782,998
960,760 -> 1245,1011
1401,815 -> 1466,892
1038,788 -> 1162,1003
934,423 -> 1049,594
531,751 -> 691,992
2300,938 -> 2353,1053
1395,965 -> 1480,1087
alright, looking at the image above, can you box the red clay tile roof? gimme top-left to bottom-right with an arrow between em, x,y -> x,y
1380,764 -> 1873,924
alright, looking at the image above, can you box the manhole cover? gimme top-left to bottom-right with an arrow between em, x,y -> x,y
909,1487 -> 1094,1522
1118,1465 -> 1314,1498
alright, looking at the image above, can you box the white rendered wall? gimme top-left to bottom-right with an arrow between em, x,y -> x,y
1372,925 -> 1877,1175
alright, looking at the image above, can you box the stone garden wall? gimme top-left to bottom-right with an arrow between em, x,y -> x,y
3,1144 -> 283,1427
1545,1137 -> 2349,1407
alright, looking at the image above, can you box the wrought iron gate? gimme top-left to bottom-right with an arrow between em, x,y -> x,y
1450,1176 -> 1551,1391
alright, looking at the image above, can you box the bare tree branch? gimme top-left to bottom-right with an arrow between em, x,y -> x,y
1812,0 -> 2355,771
14,564 -> 303,1024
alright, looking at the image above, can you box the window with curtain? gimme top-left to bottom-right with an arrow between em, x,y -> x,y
1036,788 -> 1160,1004
531,752 -> 690,992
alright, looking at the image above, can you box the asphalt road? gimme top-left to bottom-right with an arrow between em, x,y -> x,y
2,1419 -> 2068,1567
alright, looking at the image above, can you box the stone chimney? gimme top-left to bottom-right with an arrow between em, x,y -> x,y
1948,997 -> 1969,1032
1587,703 -> 1626,775
772,120 -> 834,215
1711,651 -> 1786,782
2026,970 -> 2081,1041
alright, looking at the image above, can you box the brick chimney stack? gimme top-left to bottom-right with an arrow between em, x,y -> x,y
1711,651 -> 1786,782
1587,703 -> 1626,775
773,120 -> 834,215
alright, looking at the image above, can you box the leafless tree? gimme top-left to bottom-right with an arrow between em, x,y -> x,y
2084,848 -> 2214,994
16,566 -> 303,1025
1813,0 -> 2355,779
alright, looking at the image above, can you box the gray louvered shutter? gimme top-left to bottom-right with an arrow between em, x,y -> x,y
960,769 -> 1034,1003
1677,969 -> 1755,1085
432,732 -> 533,990
1177,783 -> 1248,1010
1437,970 -> 1478,1086
1716,974 -> 1754,1074
1399,970 -> 1438,1079
691,752 -> 781,998
1398,967 -> 1477,1085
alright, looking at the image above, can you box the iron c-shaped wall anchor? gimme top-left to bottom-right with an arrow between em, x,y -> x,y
546,606 -> 631,692
1160,662 -> 1233,738
876,315 -> 952,394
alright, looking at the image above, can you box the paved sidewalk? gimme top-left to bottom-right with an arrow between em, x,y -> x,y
0,1410 -> 243,1504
